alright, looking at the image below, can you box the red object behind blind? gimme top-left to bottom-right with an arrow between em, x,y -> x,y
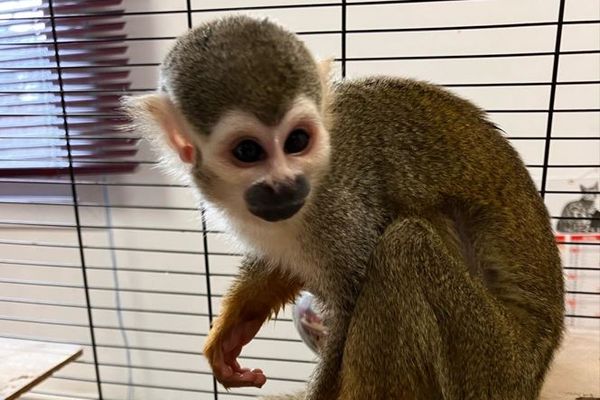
0,0 -> 138,177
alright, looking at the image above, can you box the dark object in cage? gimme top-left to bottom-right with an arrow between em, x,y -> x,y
556,183 -> 600,233
591,210 -> 600,231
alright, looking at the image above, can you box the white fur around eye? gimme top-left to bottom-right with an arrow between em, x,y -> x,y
196,96 -> 331,278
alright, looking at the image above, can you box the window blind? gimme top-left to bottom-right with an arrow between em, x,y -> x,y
0,0 -> 138,178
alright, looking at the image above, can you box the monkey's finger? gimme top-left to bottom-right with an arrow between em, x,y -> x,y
232,360 -> 249,373
219,371 -> 266,388
237,370 -> 266,388
232,361 -> 262,375
253,371 -> 267,388
217,360 -> 264,385
233,361 -> 266,383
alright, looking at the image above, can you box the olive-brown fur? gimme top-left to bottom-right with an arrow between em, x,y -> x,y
268,77 -> 565,399
160,16 -> 322,134
137,16 -> 564,400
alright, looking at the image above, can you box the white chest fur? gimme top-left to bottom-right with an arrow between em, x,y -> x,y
205,205 -> 316,282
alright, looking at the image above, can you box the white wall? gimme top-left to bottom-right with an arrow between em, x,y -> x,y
0,0 -> 598,399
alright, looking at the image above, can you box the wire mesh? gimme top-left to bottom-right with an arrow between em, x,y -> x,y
0,1 -> 598,399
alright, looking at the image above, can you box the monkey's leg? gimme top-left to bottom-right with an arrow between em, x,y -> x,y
339,218 -> 538,400
305,307 -> 354,400
204,258 -> 303,388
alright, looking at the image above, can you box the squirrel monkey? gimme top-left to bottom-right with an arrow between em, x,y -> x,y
124,16 -> 564,400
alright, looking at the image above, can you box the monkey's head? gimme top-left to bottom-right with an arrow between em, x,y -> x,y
124,16 -> 331,224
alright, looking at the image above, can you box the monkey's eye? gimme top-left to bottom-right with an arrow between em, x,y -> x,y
232,140 -> 265,163
284,129 -> 310,154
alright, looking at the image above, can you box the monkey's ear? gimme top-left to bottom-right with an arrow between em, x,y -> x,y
121,93 -> 196,164
318,58 -> 333,80
317,58 -> 333,90
317,58 -> 334,116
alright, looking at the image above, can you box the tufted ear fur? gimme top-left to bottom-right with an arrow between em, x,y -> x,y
121,93 -> 196,165
317,58 -> 334,128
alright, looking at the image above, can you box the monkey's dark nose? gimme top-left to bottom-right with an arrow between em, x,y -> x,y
244,175 -> 310,222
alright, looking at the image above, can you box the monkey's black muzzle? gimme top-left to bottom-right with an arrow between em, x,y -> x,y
244,176 -> 310,222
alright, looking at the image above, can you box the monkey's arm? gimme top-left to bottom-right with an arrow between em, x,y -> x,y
337,218 -> 538,400
204,258 -> 303,388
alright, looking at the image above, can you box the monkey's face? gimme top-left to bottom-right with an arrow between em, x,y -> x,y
123,16 -> 331,225
195,96 -> 330,223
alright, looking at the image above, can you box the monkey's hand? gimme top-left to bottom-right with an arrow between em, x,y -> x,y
204,258 -> 303,388
204,312 -> 267,388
